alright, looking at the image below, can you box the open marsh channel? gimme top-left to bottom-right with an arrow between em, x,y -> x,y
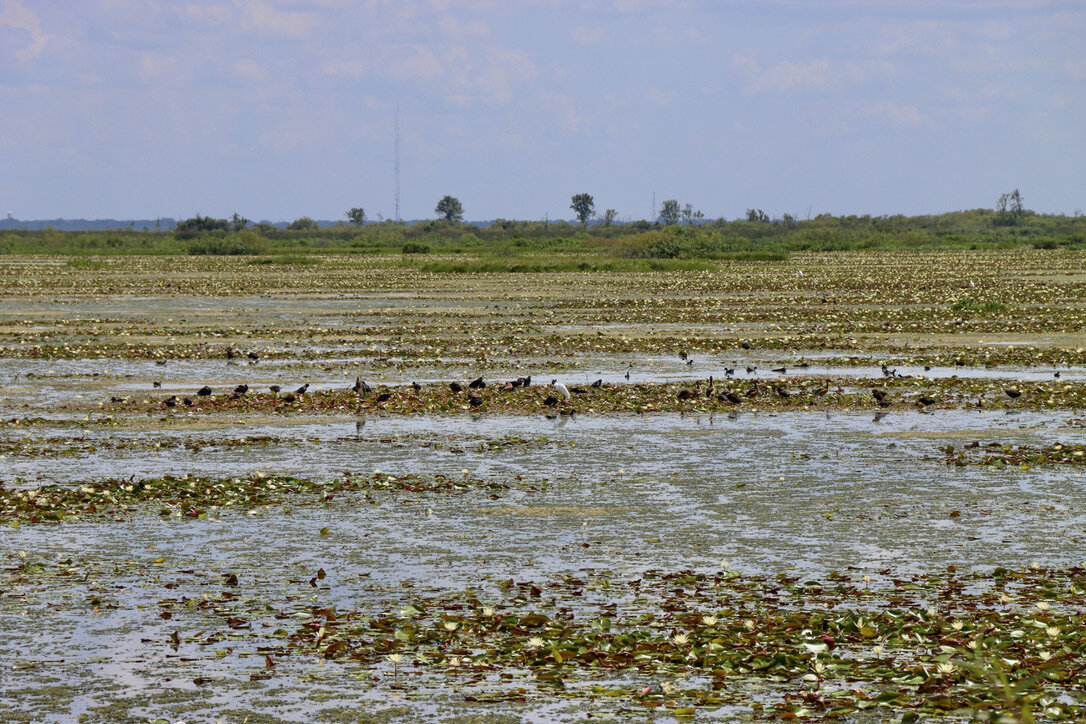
1,250 -> 1085,723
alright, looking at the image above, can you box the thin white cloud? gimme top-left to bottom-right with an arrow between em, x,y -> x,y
571,25 -> 607,45
238,0 -> 315,37
858,100 -> 935,130
734,54 -> 893,95
0,0 -> 52,61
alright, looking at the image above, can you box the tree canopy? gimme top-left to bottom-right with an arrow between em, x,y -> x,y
570,193 -> 595,225
435,196 -> 464,222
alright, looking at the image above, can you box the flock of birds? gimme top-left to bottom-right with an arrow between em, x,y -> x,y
140,348 -> 1044,412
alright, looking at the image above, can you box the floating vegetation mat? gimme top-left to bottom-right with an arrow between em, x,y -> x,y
943,442 -> 1086,468
106,376 -> 1086,416
7,562 -> 1082,722
0,472 -> 541,523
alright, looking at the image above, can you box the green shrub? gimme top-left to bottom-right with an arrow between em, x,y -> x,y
402,242 -> 431,254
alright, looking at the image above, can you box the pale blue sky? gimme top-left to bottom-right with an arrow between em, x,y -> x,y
1,0 -> 1083,221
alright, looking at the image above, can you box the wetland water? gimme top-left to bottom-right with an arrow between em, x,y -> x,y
2,252 -> 1086,722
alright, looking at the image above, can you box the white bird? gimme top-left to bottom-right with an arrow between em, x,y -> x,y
551,379 -> 571,400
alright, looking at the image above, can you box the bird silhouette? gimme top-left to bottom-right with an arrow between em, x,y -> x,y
247,351 -> 259,361
1005,388 -> 1021,399
163,395 -> 177,407
772,366 -> 787,374
234,384 -> 248,395
918,396 -> 936,406
197,385 -> 212,396
469,376 -> 486,389
871,388 -> 887,403
719,390 -> 742,405
468,392 -> 483,407
450,381 -> 463,393
543,395 -> 559,406
295,383 -> 309,395
269,385 -> 280,395
412,381 -> 422,391
590,378 -> 603,388
377,392 -> 392,403
153,380 -> 162,388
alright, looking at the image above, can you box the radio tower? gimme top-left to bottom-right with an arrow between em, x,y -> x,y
394,103 -> 400,223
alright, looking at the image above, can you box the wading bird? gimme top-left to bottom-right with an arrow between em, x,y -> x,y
551,380 -> 571,400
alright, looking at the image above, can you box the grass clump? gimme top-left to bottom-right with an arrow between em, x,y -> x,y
950,297 -> 1009,314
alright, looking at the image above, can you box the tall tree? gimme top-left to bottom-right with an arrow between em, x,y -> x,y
346,207 -> 366,226
435,195 -> 464,222
570,193 -> 595,225
659,199 -> 680,225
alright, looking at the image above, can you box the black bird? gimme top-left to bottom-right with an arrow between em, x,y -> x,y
283,393 -> 296,402
269,385 -> 281,395
450,381 -> 463,393
686,359 -> 694,366
624,370 -> 630,381
871,388 -> 888,403
570,386 -> 588,394
155,359 -> 167,366
469,376 -> 486,389
741,342 -> 751,350
771,366 -> 787,374
182,397 -> 193,406
1005,388 -> 1021,399
746,366 -> 756,374
775,387 -> 791,399
468,392 -> 483,407
918,396 -> 936,406
197,385 -> 212,396
377,392 -> 392,403
412,381 -> 422,391
724,368 -> 735,377
247,351 -> 259,361
679,352 -> 688,361
226,347 -> 235,359
351,377 -> 370,395
153,380 -> 162,388
590,379 -> 603,388
1054,371 -> 1061,378
234,384 -> 248,395
924,365 -> 932,371
295,383 -> 309,395
720,390 -> 742,405
163,395 -> 177,408
543,395 -> 559,406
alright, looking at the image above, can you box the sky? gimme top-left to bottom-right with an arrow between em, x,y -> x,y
1,0 -> 1083,222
